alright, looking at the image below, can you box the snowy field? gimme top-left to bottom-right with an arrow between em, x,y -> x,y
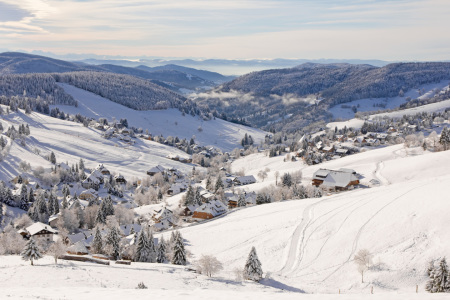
54,83 -> 267,151
329,80 -> 450,120
0,256 -> 445,299
2,144 -> 450,298
0,107 -> 198,182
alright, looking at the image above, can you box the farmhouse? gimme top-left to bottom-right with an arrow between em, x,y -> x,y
24,222 -> 58,242
147,165 -> 165,176
152,207 -> 174,223
79,189 -> 97,201
312,168 -> 360,191
114,174 -> 127,184
96,164 -> 110,175
192,200 -> 228,220
233,175 -> 256,185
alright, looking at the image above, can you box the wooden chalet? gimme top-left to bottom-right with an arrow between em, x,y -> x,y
114,174 -> 127,184
147,165 -> 165,176
312,168 -> 360,191
24,222 -> 58,242
233,175 -> 256,185
192,200 -> 228,220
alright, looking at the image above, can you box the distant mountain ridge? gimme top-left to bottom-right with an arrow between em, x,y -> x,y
0,52 -> 231,93
196,62 -> 450,131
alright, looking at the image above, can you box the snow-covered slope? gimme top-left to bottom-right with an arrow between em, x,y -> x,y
329,80 -> 450,119
159,145 -> 450,294
0,108 -> 196,182
54,83 -> 266,152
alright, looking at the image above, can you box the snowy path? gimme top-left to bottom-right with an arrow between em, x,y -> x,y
374,161 -> 390,186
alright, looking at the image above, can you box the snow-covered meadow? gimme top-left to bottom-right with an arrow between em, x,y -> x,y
54,83 -> 267,152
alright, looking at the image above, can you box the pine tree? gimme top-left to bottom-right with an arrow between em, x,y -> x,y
426,260 -> 437,293
171,231 -> 186,265
433,257 -> 450,292
49,151 -> 56,164
106,226 -> 121,260
95,205 -> 106,225
148,230 -> 157,263
206,177 -> 212,191
244,246 -> 263,281
91,226 -> 103,254
135,229 -> 150,262
103,196 -> 115,216
0,203 -> 3,225
184,185 -> 195,206
79,158 -> 85,171
21,238 -> 43,266
215,176 -> 224,193
238,194 -> 246,207
194,188 -> 202,206
156,236 -> 167,263
19,184 -> 29,211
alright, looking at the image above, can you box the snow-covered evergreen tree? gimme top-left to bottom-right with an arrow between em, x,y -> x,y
49,151 -> 56,164
184,185 -> 195,206
105,226 -> 121,260
135,228 -> 150,262
21,238 -> 43,266
156,236 -> 167,263
238,194 -> 246,207
148,230 -> 157,263
215,176 -> 224,193
171,231 -> 186,265
19,184 -> 29,211
431,258 -> 450,293
91,226 -> 103,254
243,246 -> 263,282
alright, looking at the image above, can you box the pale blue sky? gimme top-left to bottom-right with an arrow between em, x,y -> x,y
0,0 -> 449,60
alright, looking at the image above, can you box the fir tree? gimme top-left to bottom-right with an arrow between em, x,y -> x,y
21,238 -> 43,266
91,226 -> 103,254
19,184 -> 29,211
95,205 -> 106,225
135,229 -> 150,262
238,194 -> 246,207
194,188 -> 202,206
49,151 -> 56,164
244,246 -> 263,281
0,203 -> 3,225
156,236 -> 167,263
148,230 -> 157,263
430,257 -> 450,293
184,185 -> 195,206
215,176 -> 224,193
79,158 -> 85,171
171,231 -> 186,265
106,226 -> 121,260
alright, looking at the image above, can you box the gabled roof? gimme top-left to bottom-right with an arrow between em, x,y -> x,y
153,207 -> 173,220
26,222 -> 58,236
234,175 -> 256,184
194,200 -> 228,217
147,165 -> 165,174
321,170 -> 359,188
67,241 -> 89,254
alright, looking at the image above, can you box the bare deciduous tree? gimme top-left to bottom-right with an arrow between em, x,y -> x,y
196,254 -> 223,277
48,239 -> 67,264
354,249 -> 372,283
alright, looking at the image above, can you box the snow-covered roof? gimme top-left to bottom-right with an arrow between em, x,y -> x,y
313,169 -> 330,179
234,175 -> 256,184
26,222 -> 58,236
322,170 -> 359,188
120,224 -> 142,236
147,165 -> 165,174
153,207 -> 173,221
194,200 -> 228,218
67,241 -> 89,254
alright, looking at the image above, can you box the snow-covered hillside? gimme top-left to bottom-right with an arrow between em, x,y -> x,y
329,80 -> 450,119
0,107 -> 196,182
54,83 -> 266,152
327,97 -> 450,130
159,145 -> 450,294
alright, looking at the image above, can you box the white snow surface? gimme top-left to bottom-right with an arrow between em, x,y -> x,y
0,108 -> 197,181
327,98 -> 450,130
54,83 -> 266,151
329,80 -> 450,119
156,144 -> 450,295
